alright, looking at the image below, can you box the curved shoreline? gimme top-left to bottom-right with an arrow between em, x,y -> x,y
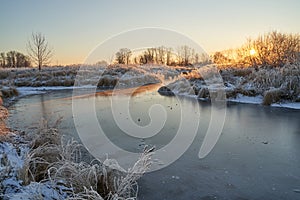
158,90 -> 300,110
7,84 -> 300,113
1,82 -> 299,135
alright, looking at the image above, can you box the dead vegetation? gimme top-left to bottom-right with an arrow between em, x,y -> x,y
213,31 -> 300,68
1,118 -> 153,199
0,87 -> 19,98
0,95 -> 9,135
158,63 -> 299,105
262,88 -> 286,106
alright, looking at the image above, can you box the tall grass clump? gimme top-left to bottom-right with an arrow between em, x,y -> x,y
250,64 -> 300,101
0,86 -> 19,99
17,118 -> 153,199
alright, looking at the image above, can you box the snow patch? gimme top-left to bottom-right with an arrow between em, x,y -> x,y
17,86 -> 96,97
272,102 -> 300,110
229,94 -> 263,104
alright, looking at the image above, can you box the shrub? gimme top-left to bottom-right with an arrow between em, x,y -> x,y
0,71 -> 10,80
17,118 -> 153,199
213,31 -> 300,68
262,88 -> 284,105
197,87 -> 209,98
0,87 -> 19,98
232,68 -> 253,77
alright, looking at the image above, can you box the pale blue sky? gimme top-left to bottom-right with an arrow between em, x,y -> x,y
1,0 -> 299,64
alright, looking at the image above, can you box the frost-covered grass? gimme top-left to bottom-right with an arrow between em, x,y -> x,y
0,65 -> 187,92
0,118 -> 153,199
226,64 -> 300,104
0,67 -> 78,87
159,63 -> 300,107
0,86 -> 19,99
0,64 -> 200,88
2,63 -> 298,107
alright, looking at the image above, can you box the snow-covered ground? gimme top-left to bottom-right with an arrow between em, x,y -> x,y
0,130 -> 74,199
272,102 -> 300,109
17,86 -> 96,97
228,94 -> 263,104
0,65 -> 183,88
229,95 -> 300,109
0,131 -> 153,199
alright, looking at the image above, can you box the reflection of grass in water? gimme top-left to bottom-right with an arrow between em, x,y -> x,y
69,83 -> 161,101
15,118 -> 154,199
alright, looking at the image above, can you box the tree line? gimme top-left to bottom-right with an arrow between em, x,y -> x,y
212,31 -> 300,68
114,45 -> 211,66
0,51 -> 31,68
2,31 -> 299,69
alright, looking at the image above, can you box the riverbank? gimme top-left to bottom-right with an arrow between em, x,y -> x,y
0,64 -> 181,89
0,89 -> 153,199
0,65 -> 300,109
0,64 -> 299,198
158,63 -> 300,109
2,63 -> 299,109
6,84 -> 300,200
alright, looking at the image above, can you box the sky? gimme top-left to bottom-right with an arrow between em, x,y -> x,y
0,0 -> 300,65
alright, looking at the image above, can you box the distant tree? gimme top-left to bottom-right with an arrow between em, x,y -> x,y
6,51 -> 16,68
0,52 -> 6,67
16,52 -> 31,68
194,53 -> 199,64
214,31 -> 300,68
154,46 -> 163,64
115,48 -> 132,65
0,51 -> 31,68
196,53 -> 211,65
141,48 -> 156,64
247,31 -> 300,67
27,32 -> 52,70
96,60 -> 108,66
166,47 -> 173,66
133,57 -> 139,64
177,45 -> 193,66
212,52 -> 233,65
136,46 -> 205,66
7,51 -> 31,68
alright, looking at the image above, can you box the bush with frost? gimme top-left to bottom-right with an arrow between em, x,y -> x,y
1,118 -> 153,199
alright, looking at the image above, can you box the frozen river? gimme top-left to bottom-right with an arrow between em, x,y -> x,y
8,85 -> 300,200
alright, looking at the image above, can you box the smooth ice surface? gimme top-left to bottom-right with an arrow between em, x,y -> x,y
7,85 -> 300,200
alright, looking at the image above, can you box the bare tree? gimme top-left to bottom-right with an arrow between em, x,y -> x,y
27,32 -> 52,70
177,45 -> 193,66
1,51 -> 31,68
115,48 -> 132,65
166,47 -> 173,66
6,51 -> 16,68
216,31 -> 300,68
0,52 -> 6,67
